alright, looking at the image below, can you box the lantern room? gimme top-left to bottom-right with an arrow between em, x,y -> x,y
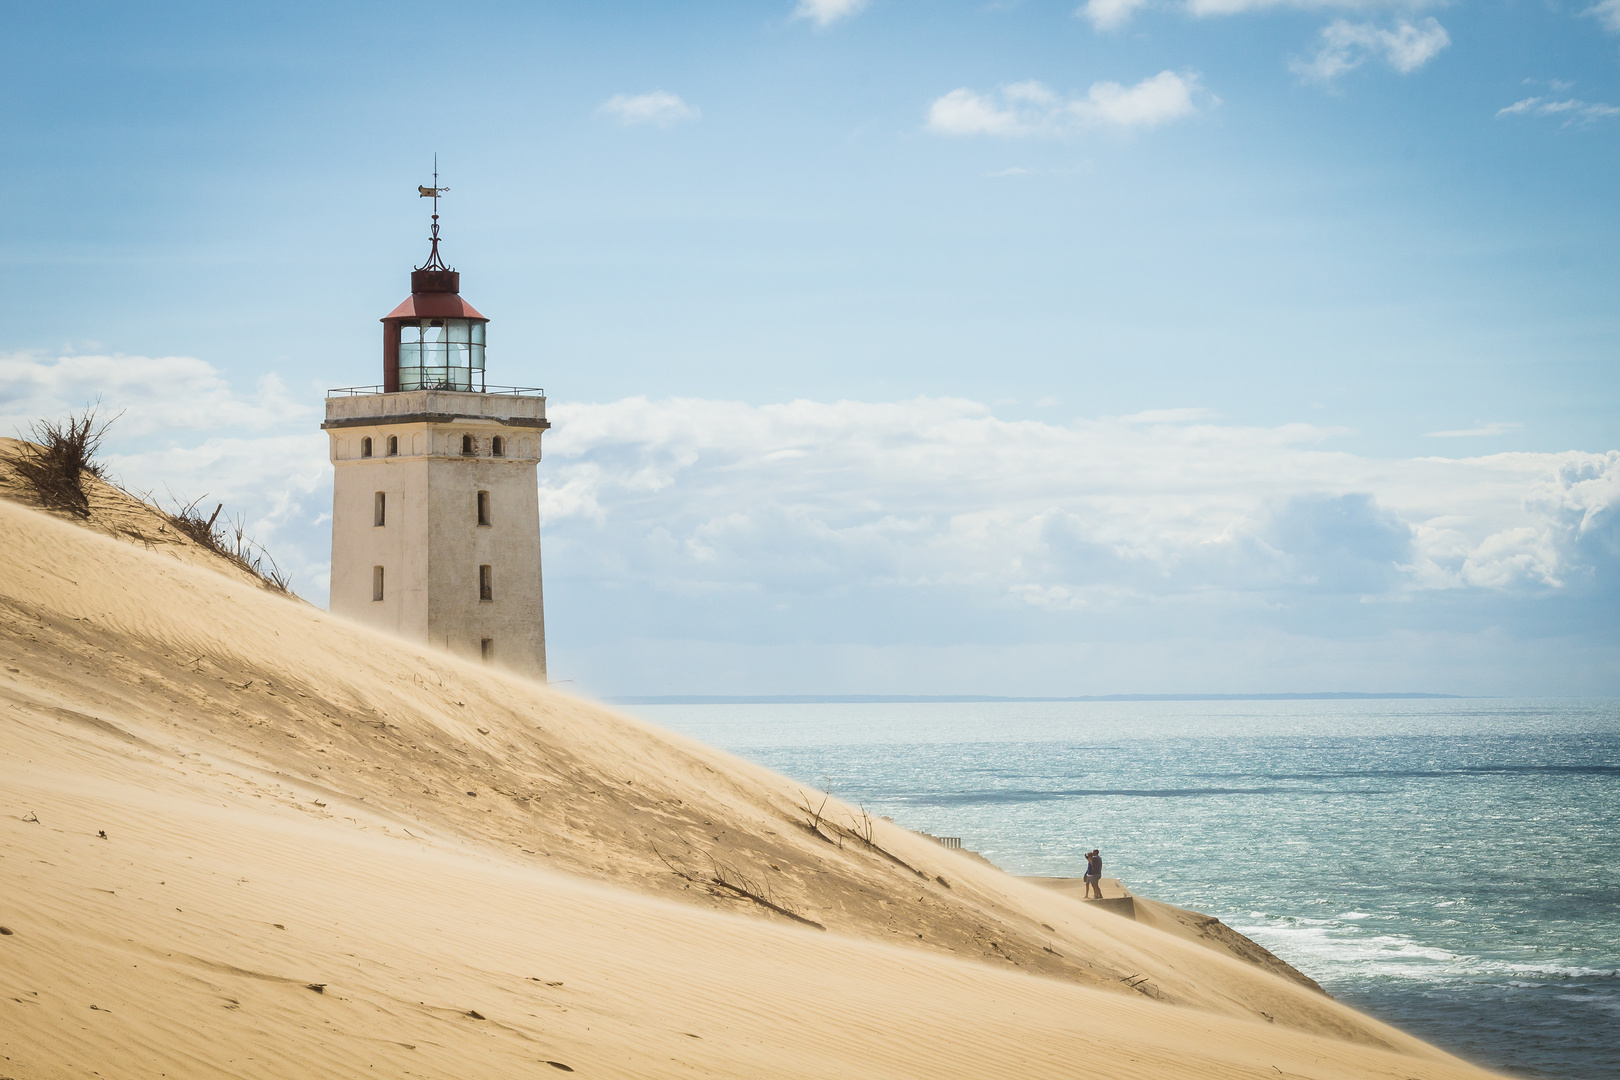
380,187 -> 490,393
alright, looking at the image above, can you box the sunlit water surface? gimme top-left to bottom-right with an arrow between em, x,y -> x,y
633,699 -> 1620,1080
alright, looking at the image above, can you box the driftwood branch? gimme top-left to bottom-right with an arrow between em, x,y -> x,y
822,813 -> 928,879
653,843 -> 825,930
793,782 -> 838,845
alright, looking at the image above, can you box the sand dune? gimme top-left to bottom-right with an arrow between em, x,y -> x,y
0,437 -> 272,592
0,488 -> 1501,1079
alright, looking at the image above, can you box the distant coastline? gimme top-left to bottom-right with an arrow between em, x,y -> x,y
612,692 -> 1464,705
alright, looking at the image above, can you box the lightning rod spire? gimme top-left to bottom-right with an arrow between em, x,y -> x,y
415,154 -> 452,272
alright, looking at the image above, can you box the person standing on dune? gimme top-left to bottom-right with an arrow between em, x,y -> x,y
1084,849 -> 1103,899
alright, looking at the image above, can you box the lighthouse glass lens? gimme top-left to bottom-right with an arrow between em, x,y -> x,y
396,320 -> 483,391
397,323 -> 424,389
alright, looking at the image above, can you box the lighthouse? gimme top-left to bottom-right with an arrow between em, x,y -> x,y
323,174 -> 549,680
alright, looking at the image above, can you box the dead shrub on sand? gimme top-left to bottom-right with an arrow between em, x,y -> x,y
847,804 -> 876,847
652,843 -> 825,930
830,805 -> 930,880
794,778 -> 838,845
791,786 -> 930,880
166,495 -> 297,595
10,407 -> 118,517
708,857 -> 825,929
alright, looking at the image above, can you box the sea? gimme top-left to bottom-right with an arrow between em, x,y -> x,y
634,698 -> 1620,1080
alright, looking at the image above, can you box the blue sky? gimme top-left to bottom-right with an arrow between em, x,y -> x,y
3,1 -> 1617,696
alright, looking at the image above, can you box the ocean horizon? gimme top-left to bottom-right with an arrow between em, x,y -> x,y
612,692 -> 1466,704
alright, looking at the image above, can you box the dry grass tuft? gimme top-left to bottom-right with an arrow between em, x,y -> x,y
166,495 -> 297,595
10,407 -> 117,517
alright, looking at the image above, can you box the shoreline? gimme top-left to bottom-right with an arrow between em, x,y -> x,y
1023,875 -> 1330,996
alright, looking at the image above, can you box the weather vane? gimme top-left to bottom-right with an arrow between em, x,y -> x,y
416,153 -> 452,272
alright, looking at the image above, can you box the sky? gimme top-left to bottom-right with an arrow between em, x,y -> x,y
2,0 -> 1617,697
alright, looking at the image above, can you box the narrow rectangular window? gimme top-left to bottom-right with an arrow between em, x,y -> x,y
477,490 -> 491,526
480,638 -> 493,662
479,564 -> 493,602
374,491 -> 386,527
372,565 -> 385,602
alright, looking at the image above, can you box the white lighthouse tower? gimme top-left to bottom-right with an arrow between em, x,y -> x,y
323,176 -> 548,679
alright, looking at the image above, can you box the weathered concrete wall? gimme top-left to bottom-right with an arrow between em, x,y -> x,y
325,391 -> 547,680
423,453 -> 545,676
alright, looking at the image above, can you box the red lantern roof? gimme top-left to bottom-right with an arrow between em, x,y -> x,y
382,290 -> 486,322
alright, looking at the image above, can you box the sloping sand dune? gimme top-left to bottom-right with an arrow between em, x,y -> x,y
0,437 -> 270,592
0,494 -> 1501,1079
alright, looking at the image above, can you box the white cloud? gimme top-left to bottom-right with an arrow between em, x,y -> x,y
1084,71 -> 1204,126
1425,422 -> 1524,438
0,351 -> 318,437
927,72 -> 1204,137
1087,0 -> 1445,28
1078,0 -> 1152,31
1291,18 -> 1450,83
928,89 -> 1027,137
1588,0 -> 1620,32
6,348 -> 1613,702
794,0 -> 867,26
6,355 -> 1591,613
1497,96 -> 1620,124
538,396 -> 1620,609
1118,407 -> 1218,423
598,91 -> 700,128
1189,0 -> 1435,13
7,350 -> 1618,693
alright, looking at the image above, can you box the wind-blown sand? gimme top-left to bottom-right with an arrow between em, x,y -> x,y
0,481 -> 1502,1078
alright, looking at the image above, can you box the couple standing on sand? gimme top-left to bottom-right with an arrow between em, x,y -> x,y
1082,848 -> 1104,899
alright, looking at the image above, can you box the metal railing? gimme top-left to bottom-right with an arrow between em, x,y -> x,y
327,384 -> 544,398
